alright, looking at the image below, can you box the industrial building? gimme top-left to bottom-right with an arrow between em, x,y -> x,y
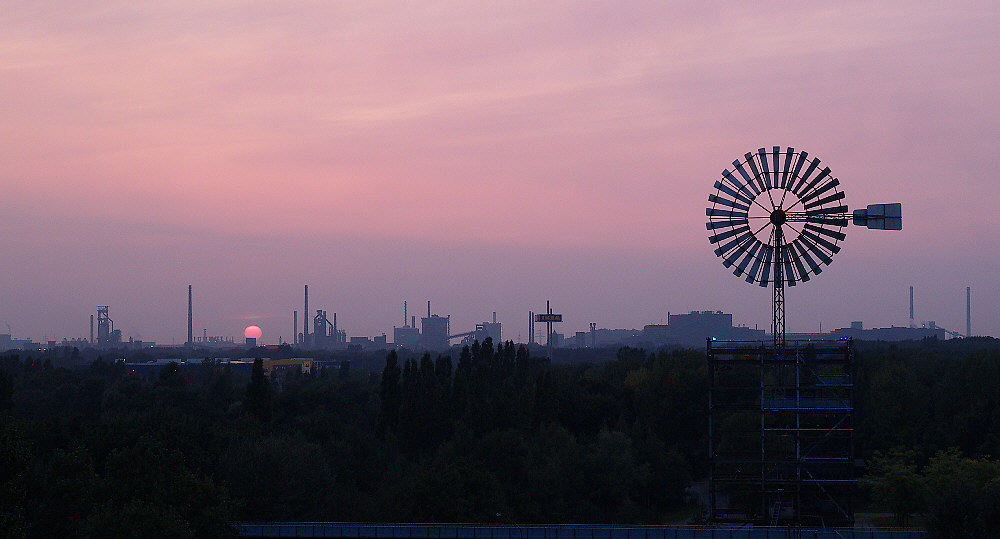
636,310 -> 952,350
348,335 -> 388,350
393,319 -> 421,350
791,321 -> 946,341
449,312 -> 502,347
95,306 -> 123,347
390,302 -> 504,351
0,334 -> 34,352
640,311 -> 765,348
421,301 -> 450,351
304,309 -> 346,349
393,301 -> 422,349
4,282 -> 977,354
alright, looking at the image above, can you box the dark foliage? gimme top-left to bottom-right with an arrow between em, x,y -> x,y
1,337 -> 998,535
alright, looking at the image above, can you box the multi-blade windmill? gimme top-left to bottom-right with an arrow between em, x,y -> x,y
706,146 -> 901,347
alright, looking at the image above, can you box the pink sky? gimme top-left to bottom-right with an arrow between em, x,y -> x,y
2,1 -> 998,344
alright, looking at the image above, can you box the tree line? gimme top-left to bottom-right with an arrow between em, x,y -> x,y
0,337 -> 999,537
0,341 -> 704,537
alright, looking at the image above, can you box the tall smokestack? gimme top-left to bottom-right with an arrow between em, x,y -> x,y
909,286 -> 914,328
427,300 -> 431,318
187,285 -> 193,344
411,316 -> 416,329
304,285 -> 309,338
90,315 -> 94,344
529,311 -> 534,344
404,301 -> 407,326
293,311 -> 298,344
493,311 -> 496,323
967,286 -> 972,337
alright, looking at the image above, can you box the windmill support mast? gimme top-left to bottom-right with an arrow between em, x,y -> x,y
772,222 -> 785,350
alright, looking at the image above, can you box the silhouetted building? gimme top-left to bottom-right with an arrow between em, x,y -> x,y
669,311 -> 734,337
95,306 -> 122,348
482,321 -> 501,342
790,321 -> 947,341
640,311 -> 764,348
306,310 -> 347,349
393,319 -> 421,349
421,315 -> 450,350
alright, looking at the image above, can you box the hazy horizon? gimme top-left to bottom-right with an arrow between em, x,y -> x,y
3,1 -> 998,344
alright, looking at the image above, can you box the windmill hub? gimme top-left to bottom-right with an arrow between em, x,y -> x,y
770,209 -> 787,226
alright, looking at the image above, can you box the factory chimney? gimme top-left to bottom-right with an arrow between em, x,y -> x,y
529,311 -> 534,345
411,316 -> 416,328
404,301 -> 408,327
293,311 -> 298,344
427,300 -> 431,318
90,315 -> 94,344
188,285 -> 193,344
493,311 -> 497,324
303,285 -> 309,339
967,286 -> 972,337
909,286 -> 914,328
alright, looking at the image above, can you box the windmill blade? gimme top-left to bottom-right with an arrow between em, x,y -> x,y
801,229 -> 842,256
757,148 -> 772,189
721,170 -> 757,200
709,225 -> 751,244
758,244 -> 773,287
796,167 -> 832,200
721,235 -> 756,268
709,194 -> 751,212
792,238 -> 823,275
714,231 -> 753,257
771,146 -> 781,190
792,157 -> 821,194
782,247 -> 797,286
805,216 -> 849,227
734,240 -> 763,277
732,161 -> 760,195
707,208 -> 748,219
790,150 -> 808,187
745,152 -> 766,192
714,180 -> 754,206
805,205 -> 848,216
786,242 -> 810,282
797,234 -> 834,265
803,191 -> 846,210
804,223 -> 846,241
720,246 -> 744,268
780,147 -> 795,189
746,245 -> 766,284
798,177 -> 840,205
707,218 -> 749,230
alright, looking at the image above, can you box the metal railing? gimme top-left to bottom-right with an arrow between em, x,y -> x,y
235,523 -> 926,539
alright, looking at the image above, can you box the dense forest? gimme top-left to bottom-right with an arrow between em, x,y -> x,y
1,337 -> 999,537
